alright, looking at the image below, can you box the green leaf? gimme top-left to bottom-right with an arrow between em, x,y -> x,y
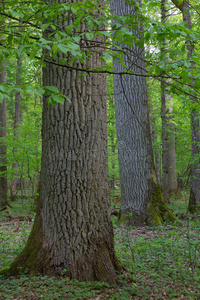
181,69 -> 189,80
0,85 -> 6,92
27,86 -> 45,97
0,92 -> 10,103
101,31 -> 111,38
101,52 -> 112,61
7,34 -> 13,45
39,37 -> 51,45
46,86 -> 59,93
72,36 -> 80,43
30,48 -> 38,59
0,93 -> 4,103
16,46 -> 26,56
71,7 -> 77,14
194,78 -> 200,89
192,56 -> 200,64
62,4 -> 70,11
144,32 -> 150,42
41,23 -> 49,31
55,33 -> 61,41
51,94 -> 65,104
88,19 -> 95,30
66,25 -> 72,36
58,44 -> 69,53
184,60 -> 191,68
52,43 -> 59,54
85,32 -> 94,40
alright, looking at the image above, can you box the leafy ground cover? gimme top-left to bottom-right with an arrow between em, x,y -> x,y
0,196 -> 200,299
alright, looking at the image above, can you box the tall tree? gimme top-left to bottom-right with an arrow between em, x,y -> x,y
0,61 -> 8,208
10,54 -> 22,201
161,0 -> 178,203
3,0 -> 121,282
110,0 -> 175,226
160,0 -> 169,201
0,2 -> 8,208
171,0 -> 200,212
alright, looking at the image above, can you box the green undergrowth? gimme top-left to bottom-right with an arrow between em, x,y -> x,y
0,198 -> 34,221
1,196 -> 200,299
113,219 -> 200,299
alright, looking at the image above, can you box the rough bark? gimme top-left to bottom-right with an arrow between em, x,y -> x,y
110,0 -> 175,226
3,0 -> 121,283
0,62 -> 8,208
171,0 -> 200,210
10,55 -> 22,202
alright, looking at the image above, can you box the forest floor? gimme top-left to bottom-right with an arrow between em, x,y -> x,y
0,191 -> 200,299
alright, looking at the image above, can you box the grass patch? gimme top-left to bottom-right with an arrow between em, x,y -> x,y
1,194 -> 200,299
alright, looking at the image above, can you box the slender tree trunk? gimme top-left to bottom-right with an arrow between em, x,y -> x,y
161,83 -> 170,203
110,132 -> 116,190
160,0 -> 170,203
110,0 -> 175,226
10,55 -> 22,201
108,95 -> 117,196
161,0 -> 178,201
171,0 -> 200,211
167,108 -> 178,196
149,99 -> 161,184
4,0 -> 121,282
0,62 -> 8,208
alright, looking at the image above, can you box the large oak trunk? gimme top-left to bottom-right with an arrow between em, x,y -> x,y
5,0 -> 121,283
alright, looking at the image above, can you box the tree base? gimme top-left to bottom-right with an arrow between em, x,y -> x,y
0,212 -> 122,284
119,184 -> 176,226
188,189 -> 200,214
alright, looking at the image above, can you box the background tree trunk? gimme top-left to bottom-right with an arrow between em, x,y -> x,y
161,82 -> 170,203
183,1 -> 200,211
110,0 -> 175,226
10,55 -> 22,201
171,0 -> 200,211
149,98 -> 161,184
161,0 -> 170,203
0,62 -> 8,208
167,108 -> 178,196
6,0 -> 121,283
